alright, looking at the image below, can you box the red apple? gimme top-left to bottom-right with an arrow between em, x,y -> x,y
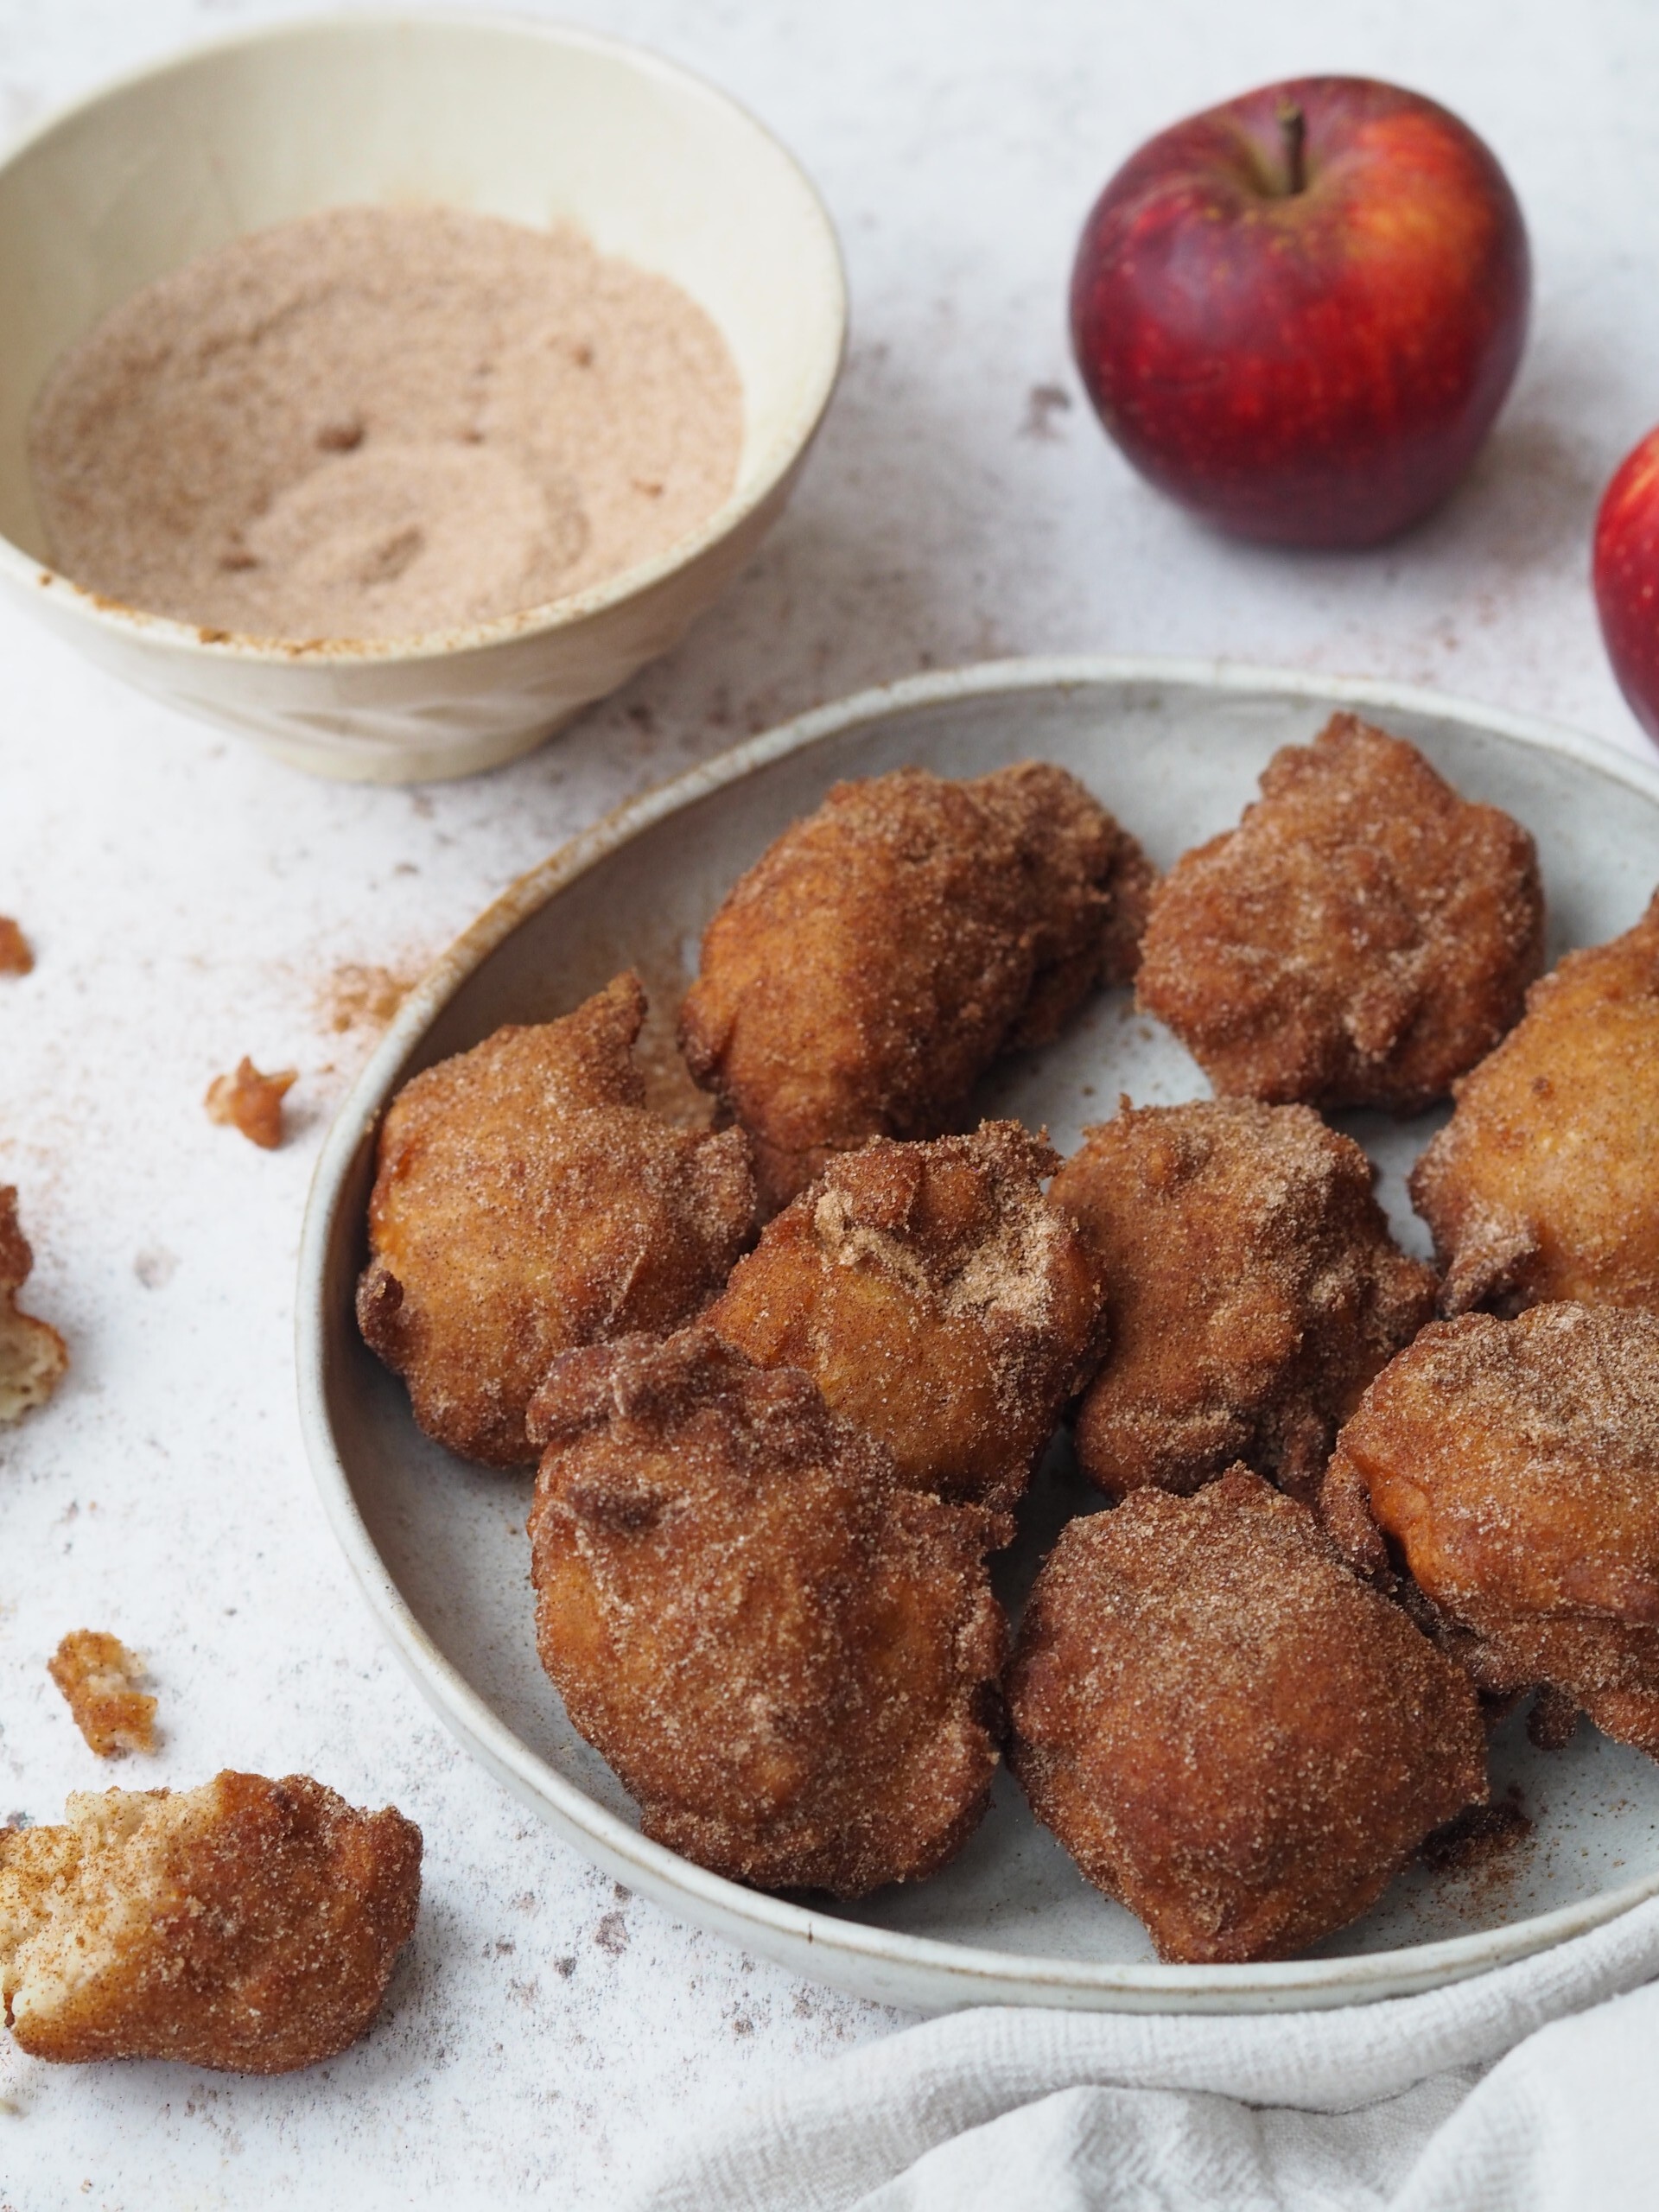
1593,427 -> 1659,745
1071,77 -> 1531,547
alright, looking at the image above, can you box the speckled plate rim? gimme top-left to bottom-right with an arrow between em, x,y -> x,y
297,654 -> 1659,2013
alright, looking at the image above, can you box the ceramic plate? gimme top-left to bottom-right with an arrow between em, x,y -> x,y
298,657 -> 1659,2013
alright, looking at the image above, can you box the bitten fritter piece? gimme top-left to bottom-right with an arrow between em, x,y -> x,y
1410,889 -> 1659,1317
49,1631 -> 157,1758
527,1328 -> 1008,1898
1008,1469 -> 1486,1964
703,1121 -> 1107,1513
0,1187 -> 67,1425
1136,715 -> 1544,1112
1053,1100 -> 1435,1503
1323,1304 -> 1659,1758
677,763 -> 1155,1210
358,973 -> 756,1467
0,1771 -> 421,2071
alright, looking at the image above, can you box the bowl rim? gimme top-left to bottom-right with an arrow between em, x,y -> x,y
297,653 -> 1659,2010
0,6 -> 848,667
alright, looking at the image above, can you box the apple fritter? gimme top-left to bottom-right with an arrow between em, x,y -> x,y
677,762 -> 1154,1211
526,1328 -> 1008,1898
1008,1468 -> 1486,1964
0,1772 -> 420,2071
358,973 -> 756,1468
704,1121 -> 1106,1514
1410,887 -> 1659,1317
1136,715 -> 1544,1112
1323,1303 -> 1659,1757
1052,1099 -> 1435,1503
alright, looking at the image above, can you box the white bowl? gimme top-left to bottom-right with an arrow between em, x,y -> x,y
0,12 -> 846,782
299,656 -> 1659,2013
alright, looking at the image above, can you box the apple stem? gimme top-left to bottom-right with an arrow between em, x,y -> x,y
1278,100 -> 1306,194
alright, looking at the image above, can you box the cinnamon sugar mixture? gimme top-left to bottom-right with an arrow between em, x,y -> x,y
29,206 -> 743,642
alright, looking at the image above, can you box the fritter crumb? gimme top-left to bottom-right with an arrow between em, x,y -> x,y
359,974 -> 757,1468
0,918 -> 33,976
1053,1099 -> 1435,1502
206,1058 -> 297,1149
705,1120 -> 1107,1511
1324,1303 -> 1659,1758
0,1771 -> 420,2071
1411,887 -> 1659,1317
48,1632 -> 156,1758
678,762 -> 1155,1210
1007,1467 -> 1487,1963
1136,715 -> 1544,1112
527,1328 -> 1008,1898
1421,1793 -> 1532,1874
0,1187 -> 67,1425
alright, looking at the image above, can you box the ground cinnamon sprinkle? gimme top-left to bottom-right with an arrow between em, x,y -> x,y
29,205 -> 743,642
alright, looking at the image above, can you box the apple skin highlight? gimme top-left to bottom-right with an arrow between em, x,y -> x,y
1594,427 -> 1659,747
1071,77 -> 1531,548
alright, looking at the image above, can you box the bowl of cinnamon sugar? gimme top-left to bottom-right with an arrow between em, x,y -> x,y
0,13 -> 846,782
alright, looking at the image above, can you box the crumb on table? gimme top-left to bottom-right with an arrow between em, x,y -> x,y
48,1630 -> 157,1758
0,1187 -> 68,1424
0,918 -> 33,976
206,1058 -> 297,1149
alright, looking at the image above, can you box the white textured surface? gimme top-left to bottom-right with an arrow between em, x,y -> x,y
0,0 -> 1655,2204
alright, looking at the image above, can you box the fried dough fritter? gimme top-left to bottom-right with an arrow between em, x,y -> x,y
1409,888 -> 1659,1317
0,1186 -> 67,1426
1323,1303 -> 1659,1757
1008,1468 -> 1486,1964
1052,1100 -> 1436,1503
677,762 -> 1155,1211
49,1631 -> 156,1758
1136,715 -> 1544,1112
0,918 -> 33,976
0,1771 -> 421,2071
703,1121 -> 1107,1513
526,1328 -> 1008,1898
358,973 -> 756,1468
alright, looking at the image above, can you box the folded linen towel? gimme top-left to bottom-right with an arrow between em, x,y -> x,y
628,1895 -> 1659,2211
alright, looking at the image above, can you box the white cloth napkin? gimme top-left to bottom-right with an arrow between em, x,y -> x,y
628,1896 -> 1659,2210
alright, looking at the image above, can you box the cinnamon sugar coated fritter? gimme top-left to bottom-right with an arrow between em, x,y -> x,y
358,974 -> 756,1467
1323,1303 -> 1659,1758
1136,715 -> 1544,1112
677,762 -> 1155,1210
705,1121 -> 1107,1512
527,1329 -> 1008,1898
0,1772 -> 420,2070
0,1187 -> 67,1425
1410,887 -> 1659,1317
49,1631 -> 156,1758
1053,1100 -> 1436,1502
205,1057 -> 296,1149
1008,1469 -> 1487,1963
